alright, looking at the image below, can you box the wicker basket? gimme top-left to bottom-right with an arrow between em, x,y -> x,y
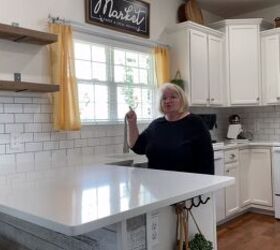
177,0 -> 204,25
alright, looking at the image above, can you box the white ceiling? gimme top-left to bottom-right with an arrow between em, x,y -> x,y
196,0 -> 280,18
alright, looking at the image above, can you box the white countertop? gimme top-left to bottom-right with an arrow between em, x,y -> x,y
0,162 -> 233,236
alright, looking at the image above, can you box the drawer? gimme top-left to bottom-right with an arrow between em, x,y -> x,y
224,149 -> 239,163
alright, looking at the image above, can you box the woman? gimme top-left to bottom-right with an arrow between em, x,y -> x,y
126,83 -> 214,175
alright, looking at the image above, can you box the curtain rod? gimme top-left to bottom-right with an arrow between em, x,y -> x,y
48,14 -> 170,49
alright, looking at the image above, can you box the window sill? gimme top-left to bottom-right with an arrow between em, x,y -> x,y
81,119 -> 152,126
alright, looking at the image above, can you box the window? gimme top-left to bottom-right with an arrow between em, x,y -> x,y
74,40 -> 156,123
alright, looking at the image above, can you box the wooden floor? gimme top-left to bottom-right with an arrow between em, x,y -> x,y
217,212 -> 280,250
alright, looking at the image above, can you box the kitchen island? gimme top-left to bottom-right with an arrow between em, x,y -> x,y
0,160 -> 233,250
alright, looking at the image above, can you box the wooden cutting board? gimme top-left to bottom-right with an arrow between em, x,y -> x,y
184,0 -> 204,25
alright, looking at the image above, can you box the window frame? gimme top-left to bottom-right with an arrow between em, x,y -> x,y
73,32 -> 157,125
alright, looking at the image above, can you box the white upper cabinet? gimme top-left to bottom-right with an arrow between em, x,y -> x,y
208,35 -> 224,105
210,19 -> 267,106
261,29 -> 280,105
228,25 -> 260,105
166,21 -> 224,106
189,29 -> 208,105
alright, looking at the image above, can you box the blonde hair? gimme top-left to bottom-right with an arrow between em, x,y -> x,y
158,83 -> 189,114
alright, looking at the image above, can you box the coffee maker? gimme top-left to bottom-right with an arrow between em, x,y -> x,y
227,114 -> 243,139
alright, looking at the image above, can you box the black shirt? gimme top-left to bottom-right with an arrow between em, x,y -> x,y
131,113 -> 214,175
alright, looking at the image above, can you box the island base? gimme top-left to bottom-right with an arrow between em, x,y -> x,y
0,193 -> 217,250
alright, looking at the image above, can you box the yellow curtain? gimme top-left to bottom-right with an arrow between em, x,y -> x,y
49,23 -> 81,131
154,46 -> 171,87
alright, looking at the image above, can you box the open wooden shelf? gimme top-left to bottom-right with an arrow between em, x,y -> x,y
0,80 -> 59,93
0,23 -> 57,45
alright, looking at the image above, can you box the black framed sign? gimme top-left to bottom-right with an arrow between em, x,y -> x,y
85,0 -> 150,38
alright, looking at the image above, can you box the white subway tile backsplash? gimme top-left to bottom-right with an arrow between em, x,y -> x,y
0,134 -> 10,144
15,114 -> 34,123
0,145 -> 5,154
41,123 -> 53,132
33,97 -> 49,104
4,104 -> 23,113
25,142 -> 43,152
25,123 -> 41,132
15,97 -> 33,104
51,132 -> 67,141
5,124 -> 24,133
88,138 -> 100,147
16,153 -> 34,163
34,114 -> 50,123
51,149 -> 67,162
21,133 -> 33,142
0,94 -> 129,174
35,151 -> 51,163
59,140 -> 74,149
43,141 -> 59,150
0,154 -> 15,165
40,104 -> 52,113
67,131 -> 81,140
0,114 -> 14,123
6,144 -> 24,154
74,139 -> 87,147
23,104 -> 41,113
81,130 -> 94,138
0,97 -> 13,103
82,147 -> 94,156
67,148 -> 82,161
34,133 -> 50,142
0,125 -> 4,133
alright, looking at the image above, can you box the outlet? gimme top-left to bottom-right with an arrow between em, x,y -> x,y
10,133 -> 22,150
149,213 -> 159,246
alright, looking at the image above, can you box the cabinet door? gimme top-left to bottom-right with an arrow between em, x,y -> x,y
228,25 -> 260,105
208,35 -> 224,106
262,34 -> 280,104
214,154 -> 225,222
225,162 -> 239,216
249,149 -> 273,206
239,149 -> 251,207
189,29 -> 208,105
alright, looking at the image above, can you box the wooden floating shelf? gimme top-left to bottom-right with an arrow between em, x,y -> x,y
0,23 -> 58,45
0,80 -> 59,93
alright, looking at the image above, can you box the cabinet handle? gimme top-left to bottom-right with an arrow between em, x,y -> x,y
256,97 -> 260,101
226,169 -> 230,173
277,97 -> 280,101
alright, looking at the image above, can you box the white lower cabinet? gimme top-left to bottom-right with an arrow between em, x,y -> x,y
225,162 -> 240,216
220,147 -> 273,223
239,149 -> 251,207
249,148 -> 273,206
214,150 -> 226,222
224,149 -> 240,217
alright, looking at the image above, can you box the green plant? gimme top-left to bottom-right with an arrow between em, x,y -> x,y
189,233 -> 213,250
122,65 -> 135,108
171,70 -> 184,90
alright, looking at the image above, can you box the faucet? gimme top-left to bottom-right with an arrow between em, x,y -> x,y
123,116 -> 130,154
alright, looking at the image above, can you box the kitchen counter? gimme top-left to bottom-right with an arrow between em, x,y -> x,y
0,162 -> 233,236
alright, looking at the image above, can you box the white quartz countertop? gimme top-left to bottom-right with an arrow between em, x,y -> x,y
0,162 -> 234,236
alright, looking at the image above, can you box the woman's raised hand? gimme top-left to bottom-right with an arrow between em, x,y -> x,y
126,107 -> 137,124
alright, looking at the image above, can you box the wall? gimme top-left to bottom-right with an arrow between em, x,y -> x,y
0,0 -> 182,174
233,4 -> 280,24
